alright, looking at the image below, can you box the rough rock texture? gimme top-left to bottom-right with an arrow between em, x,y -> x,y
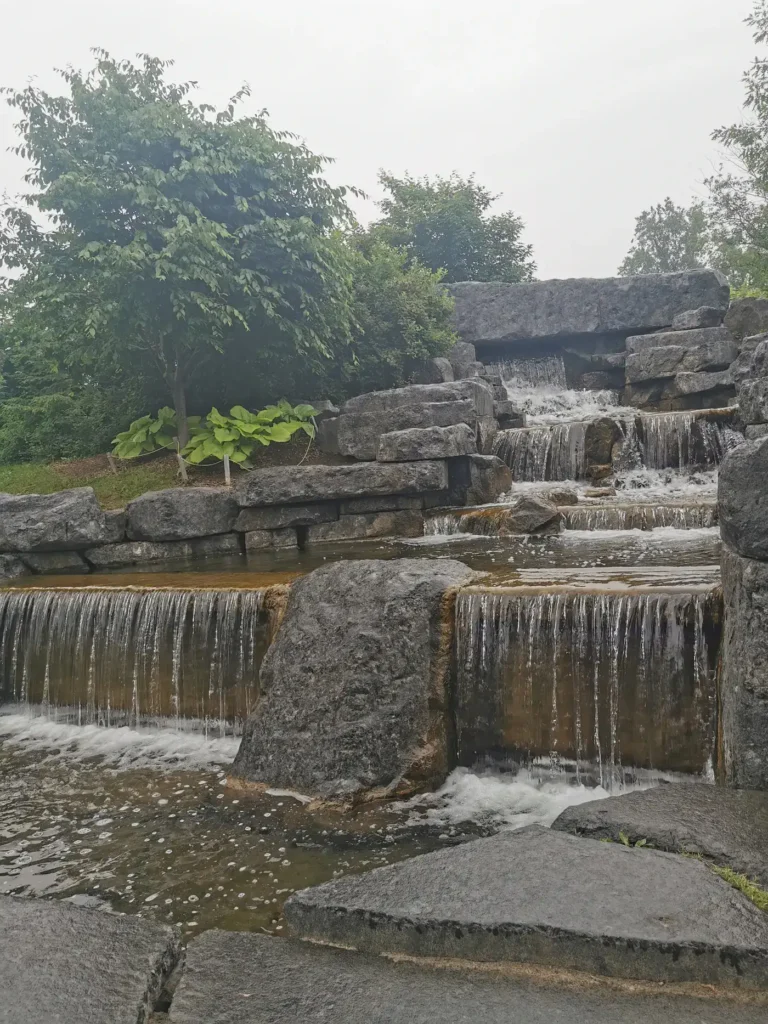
338,495 -> 425,515
552,783 -> 768,887
751,339 -> 768,378
285,825 -> 768,986
236,461 -> 449,507
746,424 -> 768,440
104,509 -> 127,544
719,436 -> 768,559
234,503 -> 337,531
721,546 -> 768,788
494,400 -> 525,428
447,341 -> 477,378
305,511 -> 424,544
584,416 -> 623,467
84,533 -> 242,569
0,895 -> 180,1024
20,551 -> 90,575
460,454 -> 513,506
456,499 -> 561,536
377,424 -> 477,462
167,932 -> 768,1024
731,348 -> 759,385
244,528 -> 298,551
725,297 -> 768,341
414,356 -> 454,384
449,271 -> 730,344
625,328 -> 737,384
127,487 -> 239,541
342,380 -> 493,417
740,379 -> 768,425
671,369 -> 733,395
231,559 -> 478,800
0,555 -> 28,580
544,485 -> 579,505
672,306 -> 725,330
0,488 -> 109,553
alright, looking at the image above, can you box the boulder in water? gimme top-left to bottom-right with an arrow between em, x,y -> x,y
501,493 -> 561,534
719,435 -> 768,560
377,424 -> 477,462
0,487 -> 110,553
305,510 -> 424,543
126,487 -> 239,542
584,416 -> 623,467
463,454 -> 512,505
20,551 -> 89,575
231,558 -> 479,800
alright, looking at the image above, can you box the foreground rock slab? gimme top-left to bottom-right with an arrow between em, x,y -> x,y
231,558 -> 478,800
236,461 -> 449,506
552,783 -> 768,887
285,825 -> 768,987
0,487 -> 110,552
167,932 -> 768,1024
0,895 -> 180,1024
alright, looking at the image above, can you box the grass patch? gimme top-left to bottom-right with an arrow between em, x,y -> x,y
711,865 -> 768,912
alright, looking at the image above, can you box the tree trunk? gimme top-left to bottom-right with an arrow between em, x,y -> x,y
171,364 -> 190,449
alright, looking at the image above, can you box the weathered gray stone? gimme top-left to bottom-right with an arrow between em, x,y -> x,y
20,551 -> 89,575
338,495 -> 424,515
627,325 -> 734,355
315,415 -> 339,455
746,424 -> 768,440
0,555 -> 28,580
127,487 -> 238,541
234,503 -> 337,531
464,454 -> 512,505
167,931 -> 768,1024
672,306 -> 725,330
730,347 -> 759,385
231,558 -> 478,799
584,416 -> 623,467
752,339 -> 768,378
625,328 -> 737,385
84,533 -> 242,569
336,401 -> 483,460
552,783 -> 768,887
447,341 -> 477,377
672,369 -> 733,395
377,424 -> 477,462
494,400 -> 525,428
0,488 -> 110,553
725,297 -> 768,341
721,546 -> 768,789
502,493 -> 561,533
305,511 -> 423,544
104,508 -> 127,543
0,895 -> 180,1024
236,461 -> 449,507
285,825 -> 768,986
449,271 -> 730,345
544,485 -> 579,505
342,379 -> 493,417
414,357 -> 454,384
719,436 -> 768,559
244,528 -> 298,551
740,379 -> 768,424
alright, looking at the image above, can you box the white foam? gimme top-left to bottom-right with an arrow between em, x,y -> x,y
0,712 -> 239,771
399,767 -> 660,830
504,383 -> 634,426
612,467 -> 719,500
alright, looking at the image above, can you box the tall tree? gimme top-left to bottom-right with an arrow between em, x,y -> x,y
618,198 -> 710,276
0,52 -> 355,444
368,172 -> 535,283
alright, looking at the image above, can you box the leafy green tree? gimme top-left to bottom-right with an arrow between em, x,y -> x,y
0,51 -> 355,447
618,198 -> 711,276
368,172 -> 535,283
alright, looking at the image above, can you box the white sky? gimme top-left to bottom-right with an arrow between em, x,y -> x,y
0,0 -> 756,279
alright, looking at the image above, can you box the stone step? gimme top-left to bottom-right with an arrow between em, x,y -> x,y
167,931 -> 768,1024
552,783 -> 768,887
284,825 -> 768,988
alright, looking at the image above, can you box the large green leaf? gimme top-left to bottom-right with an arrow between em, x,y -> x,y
214,426 -> 239,443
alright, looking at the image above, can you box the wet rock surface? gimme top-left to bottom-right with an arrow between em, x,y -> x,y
127,487 -> 239,542
305,509 -> 424,543
285,825 -> 768,986
552,783 -> 768,886
0,895 -> 180,1024
84,533 -> 242,569
231,558 -> 478,800
739,379 -> 768,425
718,436 -> 768,559
167,931 -> 768,1024
0,487 -> 110,552
462,453 -> 513,505
19,550 -> 90,574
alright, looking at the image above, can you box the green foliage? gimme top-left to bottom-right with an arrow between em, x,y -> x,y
0,458 -> 182,508
367,172 -> 535,283
618,832 -> 648,848
0,51 -> 356,444
111,407 -> 188,459
182,401 -> 316,469
711,865 -> 768,912
618,199 -> 711,276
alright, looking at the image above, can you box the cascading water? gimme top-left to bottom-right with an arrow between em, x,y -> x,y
486,354 -> 568,390
639,412 -> 744,472
0,587 -> 274,735
493,423 -> 587,481
454,587 -> 720,788
561,504 -> 718,531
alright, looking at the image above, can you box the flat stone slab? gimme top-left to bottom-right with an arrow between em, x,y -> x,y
552,783 -> 768,887
0,895 -> 180,1024
168,931 -> 768,1024
285,825 -> 768,987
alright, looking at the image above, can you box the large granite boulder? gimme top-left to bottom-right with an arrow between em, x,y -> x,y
452,454 -> 512,506
377,424 -> 477,462
719,436 -> 768,560
448,270 -> 729,345
126,487 -> 238,541
625,327 -> 737,385
584,416 -> 623,467
0,488 -> 110,552
236,461 -> 449,507
725,296 -> 768,341
231,558 -> 478,800
721,546 -> 768,788
502,493 -> 561,533
739,379 -> 768,426
671,306 -> 724,330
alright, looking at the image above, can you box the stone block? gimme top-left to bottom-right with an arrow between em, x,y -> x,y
448,341 -> 477,377
235,503 -> 337,531
305,510 -> 423,544
377,424 -> 477,463
626,324 -> 733,354
244,527 -> 298,551
315,415 -> 340,455
20,551 -> 90,575
449,270 -> 730,344
740,378 -> 768,425
625,328 -> 737,384
671,306 -> 724,330
725,296 -> 768,340
460,454 -> 513,506
752,339 -> 768,378
414,357 -> 454,384
231,558 -> 479,799
335,401 -> 482,460
235,461 -> 449,507
84,532 -> 242,569
341,379 -> 493,417
0,555 -> 28,580
103,509 -> 127,543
719,436 -> 768,559
339,495 -> 424,515
126,487 -> 239,541
671,369 -> 733,395
0,487 -> 111,553
494,401 -> 525,429
746,424 -> 768,440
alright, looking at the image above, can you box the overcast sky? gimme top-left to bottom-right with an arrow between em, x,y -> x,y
0,0 -> 757,279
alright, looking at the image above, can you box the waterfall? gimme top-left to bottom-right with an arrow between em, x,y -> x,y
486,354 -> 567,389
562,504 -> 718,531
494,423 -> 587,481
454,588 -> 720,787
640,413 -> 743,471
0,588 -> 272,735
